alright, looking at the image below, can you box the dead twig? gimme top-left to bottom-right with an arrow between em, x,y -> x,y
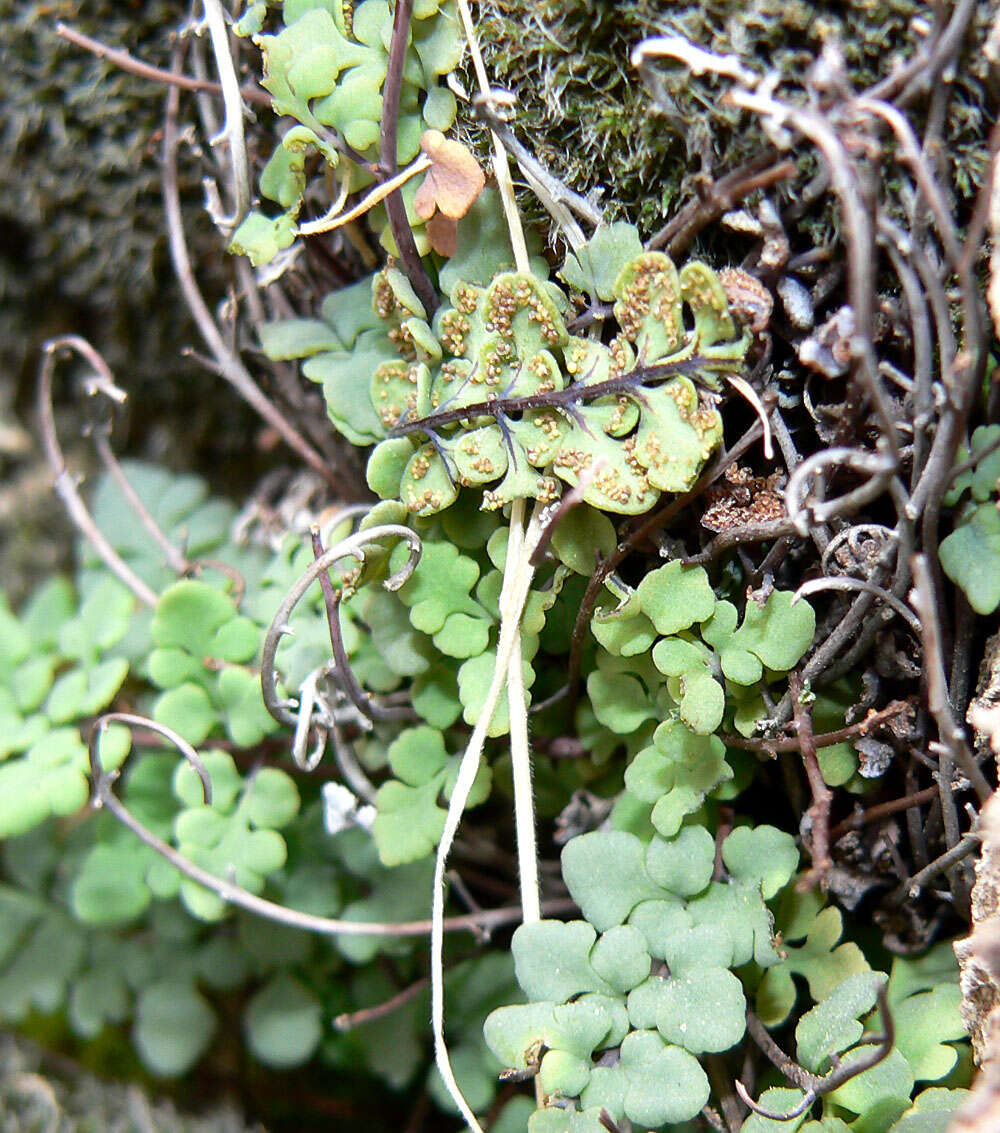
721,700 -> 911,754
910,555 -> 992,803
830,786 -> 941,842
38,338 -> 158,609
648,154 -> 798,258
54,21 -> 271,105
379,0 -> 439,316
160,62 -> 340,490
789,671 -> 833,888
334,978 -> 430,1031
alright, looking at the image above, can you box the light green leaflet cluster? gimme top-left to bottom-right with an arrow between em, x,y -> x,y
485,825 -> 797,1128
230,0 -> 463,265
940,424 -> 1000,615
0,451 -> 973,1129
0,1 -> 980,1126
483,835 -> 972,1131
0,464 -> 512,1083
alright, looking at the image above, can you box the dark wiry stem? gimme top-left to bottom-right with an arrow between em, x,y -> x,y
389,355 -> 732,439
648,153 -> 798,258
334,978 -> 430,1031
721,699 -> 911,753
55,21 -> 272,106
310,526 -> 418,723
789,671 -> 833,889
380,0 -> 438,317
830,786 -> 939,842
682,518 -> 797,566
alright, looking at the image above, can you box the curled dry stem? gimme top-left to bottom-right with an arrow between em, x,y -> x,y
80,372 -> 190,576
199,0 -> 251,233
161,69 -> 340,490
793,576 -> 922,637
820,524 -> 899,578
261,524 -> 422,728
88,712 -> 573,939
784,447 -> 898,536
92,713 -> 213,803
737,986 -> 895,1121
38,337 -> 158,609
290,664 -> 332,772
310,524 -> 418,724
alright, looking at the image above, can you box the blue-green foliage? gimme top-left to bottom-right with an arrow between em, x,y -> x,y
0,216 -> 976,1123
0,449 -> 973,1127
0,462 -> 519,1097
485,825 -> 796,1127
485,835 -> 971,1133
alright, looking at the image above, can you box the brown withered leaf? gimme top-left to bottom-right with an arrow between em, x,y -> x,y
425,213 -> 458,257
413,129 -> 486,223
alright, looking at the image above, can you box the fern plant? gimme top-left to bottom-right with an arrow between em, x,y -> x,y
0,1 -> 988,1131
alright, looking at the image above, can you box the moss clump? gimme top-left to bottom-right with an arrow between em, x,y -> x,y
471,0 -> 993,241
0,3 -> 265,601
0,1 -> 214,388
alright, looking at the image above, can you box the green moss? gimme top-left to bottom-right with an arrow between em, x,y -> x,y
470,0 -> 993,243
0,1 -> 212,385
0,3 -> 275,602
